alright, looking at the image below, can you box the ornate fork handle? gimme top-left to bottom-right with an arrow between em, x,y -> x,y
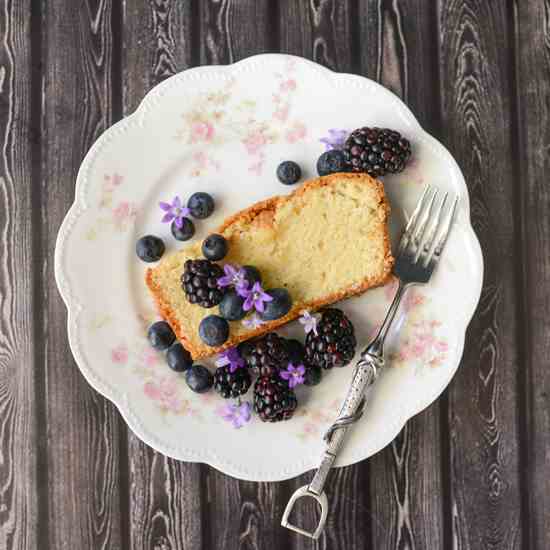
281,280 -> 407,539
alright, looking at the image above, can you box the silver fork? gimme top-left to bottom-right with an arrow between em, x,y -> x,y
281,186 -> 459,540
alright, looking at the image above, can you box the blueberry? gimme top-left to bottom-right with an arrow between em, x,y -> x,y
199,315 -> 229,346
202,234 -> 228,261
303,365 -> 322,386
219,290 -> 246,321
276,161 -> 302,185
166,342 -> 193,372
259,288 -> 292,321
286,339 -> 305,364
147,321 -> 175,350
317,150 -> 347,176
242,265 -> 262,286
187,192 -> 215,219
171,218 -> 195,241
136,235 -> 165,262
185,364 -> 214,393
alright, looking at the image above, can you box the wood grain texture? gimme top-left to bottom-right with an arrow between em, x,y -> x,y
128,440 -> 203,550
359,2 -> 446,549
513,1 -> 550,548
0,1 -> 38,548
122,3 -> 206,550
438,1 -> 523,548
41,1 -> 124,548
278,0 -> 352,70
123,0 -> 194,113
199,0 -> 272,65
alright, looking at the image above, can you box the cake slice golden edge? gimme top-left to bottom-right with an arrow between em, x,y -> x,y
146,172 -> 394,359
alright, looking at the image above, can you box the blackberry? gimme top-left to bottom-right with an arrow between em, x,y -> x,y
240,333 -> 289,377
214,366 -> 252,399
305,308 -> 356,369
343,127 -> 411,177
181,259 -> 224,308
253,375 -> 297,422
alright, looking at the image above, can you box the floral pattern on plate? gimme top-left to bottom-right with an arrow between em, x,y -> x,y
85,173 -> 137,240
173,59 -> 307,175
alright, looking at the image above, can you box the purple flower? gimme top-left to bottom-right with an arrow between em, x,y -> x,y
241,282 -> 273,313
217,264 -> 247,290
159,196 -> 190,228
280,363 -> 306,389
217,401 -> 252,429
320,128 -> 349,151
299,310 -> 320,335
215,347 -> 245,373
242,313 -> 266,330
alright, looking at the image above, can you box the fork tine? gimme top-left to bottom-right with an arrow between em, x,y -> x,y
397,186 -> 432,256
426,194 -> 459,268
419,192 -> 448,266
409,188 -> 438,260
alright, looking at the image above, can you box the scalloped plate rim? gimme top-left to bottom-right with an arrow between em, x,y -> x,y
54,53 -> 483,482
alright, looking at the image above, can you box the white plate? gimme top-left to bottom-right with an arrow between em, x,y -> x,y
55,54 -> 483,482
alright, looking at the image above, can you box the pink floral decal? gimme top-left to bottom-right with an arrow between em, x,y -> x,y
173,61 -> 308,176
86,172 -> 137,239
143,377 -> 190,414
112,201 -> 138,231
391,319 -> 449,368
380,276 -> 448,370
190,121 -> 215,143
190,151 -> 220,177
111,344 -> 128,365
107,341 -> 205,419
285,122 -> 307,143
296,399 -> 340,440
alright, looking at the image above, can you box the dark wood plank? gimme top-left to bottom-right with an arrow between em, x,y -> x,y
128,439 -> 203,550
0,1 -> 38,548
122,3 -> 206,549
359,2 -> 446,548
438,1 -> 523,548
200,0 -> 272,65
41,1 -> 124,547
278,0 -> 352,70
277,3 -> 372,550
513,1 -> 550,548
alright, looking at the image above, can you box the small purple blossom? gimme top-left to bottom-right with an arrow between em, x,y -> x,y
217,264 -> 247,290
159,196 -> 190,228
215,347 -> 245,373
241,282 -> 273,313
217,401 -> 252,429
320,128 -> 349,151
299,310 -> 320,335
280,363 -> 306,389
242,313 -> 266,330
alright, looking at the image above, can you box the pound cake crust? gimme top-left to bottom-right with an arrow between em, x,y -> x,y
146,172 -> 394,358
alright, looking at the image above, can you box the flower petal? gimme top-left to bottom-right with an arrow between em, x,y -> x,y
162,212 -> 175,223
172,196 -> 181,209
159,201 -> 172,211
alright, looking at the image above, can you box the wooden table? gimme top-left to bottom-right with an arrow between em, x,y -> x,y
1,1 -> 548,548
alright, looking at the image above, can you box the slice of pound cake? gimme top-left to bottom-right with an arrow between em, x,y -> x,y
146,172 -> 394,358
